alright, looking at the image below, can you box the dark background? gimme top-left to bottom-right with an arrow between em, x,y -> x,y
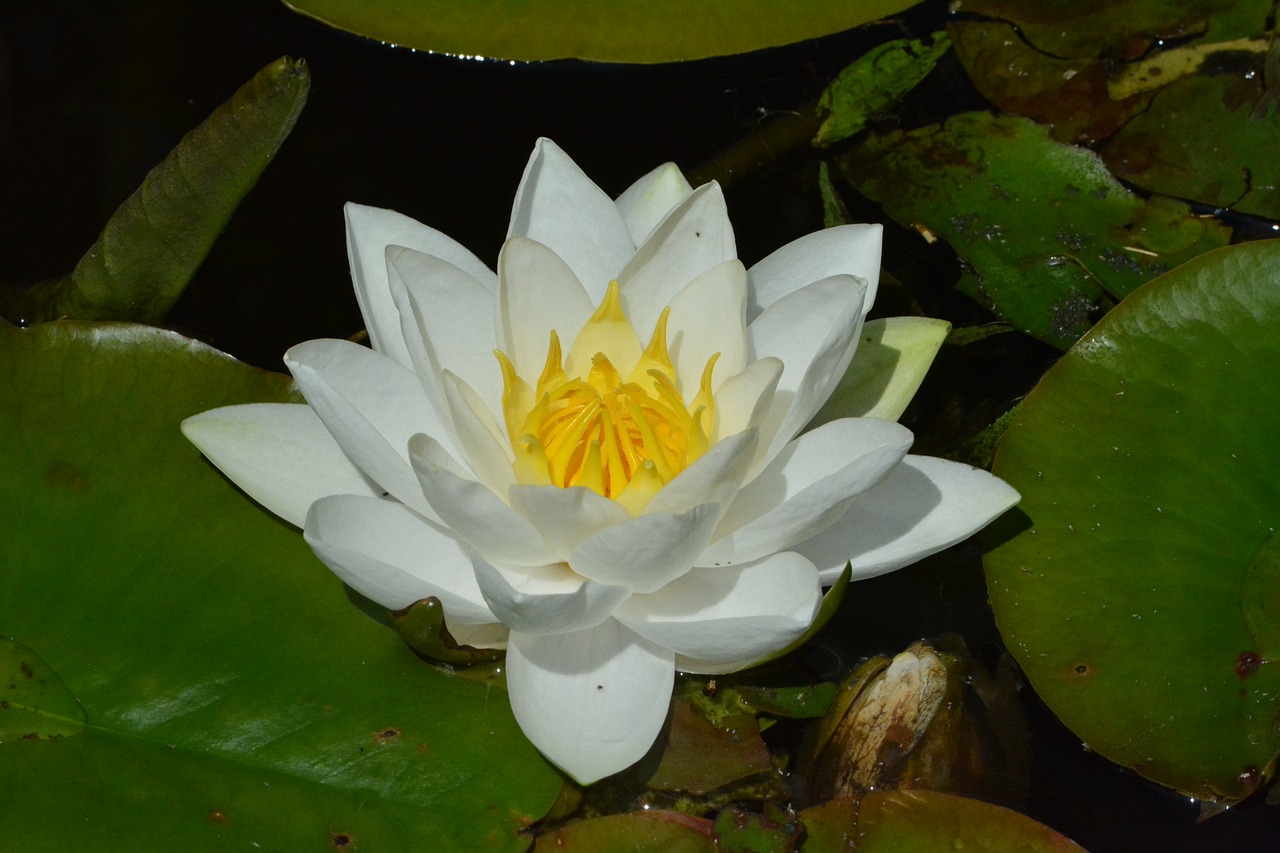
2,1 -> 1276,849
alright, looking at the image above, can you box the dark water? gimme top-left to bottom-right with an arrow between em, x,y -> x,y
2,1 -> 1276,849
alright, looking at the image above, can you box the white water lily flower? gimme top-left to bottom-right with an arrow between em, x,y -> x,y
182,138 -> 1018,784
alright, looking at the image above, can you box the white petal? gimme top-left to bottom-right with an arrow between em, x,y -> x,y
644,429 -> 758,520
496,237 -> 595,378
705,418 -> 912,565
508,484 -> 630,560
618,183 -> 737,339
506,621 -> 674,784
408,433 -> 557,567
441,371 -> 514,492
747,275 -> 867,466
713,358 -> 782,442
389,246 -> 502,416
812,317 -> 951,426
665,259 -> 748,394
569,504 -> 720,594
472,559 -> 629,636
507,138 -> 635,301
285,339 -> 446,520
746,223 -> 882,321
182,403 -> 379,528
614,162 -> 692,246
617,551 -> 820,670
345,202 -> 495,367
303,494 -> 495,623
795,455 -> 1021,585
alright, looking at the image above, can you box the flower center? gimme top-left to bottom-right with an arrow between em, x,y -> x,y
496,281 -> 717,514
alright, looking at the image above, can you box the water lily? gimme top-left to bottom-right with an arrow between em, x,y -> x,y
182,138 -> 1018,783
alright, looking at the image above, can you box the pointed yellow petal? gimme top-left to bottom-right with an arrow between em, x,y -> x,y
565,280 -> 642,378
616,459 -> 664,516
536,330 -> 567,398
628,307 -> 676,392
514,434 -> 553,485
690,352 -> 720,439
496,349 -> 534,448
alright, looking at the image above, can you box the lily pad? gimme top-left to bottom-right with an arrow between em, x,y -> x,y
0,321 -> 560,849
948,19 -> 1153,145
951,0 -> 1268,60
984,241 -> 1280,804
800,790 -> 1088,852
1104,70 -> 1280,220
0,640 -> 86,742
532,811 -> 717,852
279,0 -> 916,63
840,112 -> 1231,348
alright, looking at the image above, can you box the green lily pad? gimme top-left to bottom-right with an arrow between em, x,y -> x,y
984,241 -> 1280,804
800,790 -> 1088,852
1,640 -> 86,742
951,0 -> 1268,60
0,57 -> 308,326
0,320 -> 560,849
279,0 -> 916,63
839,112 -> 1231,349
1104,70 -> 1280,220
646,698 -> 771,794
532,811 -> 717,852
948,19 -> 1153,145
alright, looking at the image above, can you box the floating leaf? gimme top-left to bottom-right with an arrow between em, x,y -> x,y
800,790 -> 1089,852
280,0 -> 917,63
1104,70 -> 1280,219
984,241 -> 1280,804
948,19 -> 1153,145
0,320 -> 560,848
532,811 -> 716,852
713,805 -> 799,853
815,33 -> 952,147
0,640 -> 86,742
951,0 -> 1268,60
0,57 -> 309,326
390,596 -> 505,666
646,699 -> 772,794
840,112 -> 1231,348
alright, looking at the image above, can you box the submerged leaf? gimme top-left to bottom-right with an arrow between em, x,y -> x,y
0,57 -> 308,325
815,33 -> 952,147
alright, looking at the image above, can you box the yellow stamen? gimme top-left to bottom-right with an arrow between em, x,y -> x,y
496,286 -> 721,514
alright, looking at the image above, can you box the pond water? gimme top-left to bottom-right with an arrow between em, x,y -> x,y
3,1 -> 1276,849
